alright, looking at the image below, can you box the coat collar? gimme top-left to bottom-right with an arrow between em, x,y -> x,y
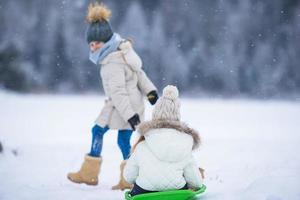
100,40 -> 132,65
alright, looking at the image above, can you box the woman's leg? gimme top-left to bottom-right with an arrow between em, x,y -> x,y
67,124 -> 108,185
111,130 -> 133,190
89,125 -> 109,157
117,129 -> 133,160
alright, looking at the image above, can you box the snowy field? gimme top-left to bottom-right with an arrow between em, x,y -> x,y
0,91 -> 300,200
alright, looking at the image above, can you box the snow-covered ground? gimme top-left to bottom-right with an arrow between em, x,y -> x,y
0,91 -> 300,200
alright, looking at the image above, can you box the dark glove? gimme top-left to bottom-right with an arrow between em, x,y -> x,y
147,90 -> 159,105
128,114 -> 141,131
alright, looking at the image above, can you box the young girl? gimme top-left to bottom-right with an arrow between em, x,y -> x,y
67,3 -> 158,190
124,85 -> 203,196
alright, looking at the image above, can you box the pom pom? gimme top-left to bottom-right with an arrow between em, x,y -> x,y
86,2 -> 111,23
162,85 -> 179,100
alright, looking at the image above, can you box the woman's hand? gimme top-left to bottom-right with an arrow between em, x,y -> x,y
147,90 -> 159,105
128,114 -> 141,131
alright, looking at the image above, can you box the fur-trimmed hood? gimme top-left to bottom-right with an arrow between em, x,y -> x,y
137,120 -> 200,162
138,120 -> 201,149
101,40 -> 142,72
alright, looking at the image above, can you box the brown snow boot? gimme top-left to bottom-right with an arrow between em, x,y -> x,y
111,160 -> 133,190
67,155 -> 102,185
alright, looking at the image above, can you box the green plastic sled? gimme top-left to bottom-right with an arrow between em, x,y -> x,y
124,185 -> 206,200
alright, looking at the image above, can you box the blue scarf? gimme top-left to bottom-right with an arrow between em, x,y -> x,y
89,33 -> 123,65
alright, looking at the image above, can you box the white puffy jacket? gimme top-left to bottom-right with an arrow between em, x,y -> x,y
124,120 -> 203,191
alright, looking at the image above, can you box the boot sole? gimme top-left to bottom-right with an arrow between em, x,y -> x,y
67,176 -> 98,186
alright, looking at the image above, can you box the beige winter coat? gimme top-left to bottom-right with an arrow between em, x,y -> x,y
95,41 -> 156,130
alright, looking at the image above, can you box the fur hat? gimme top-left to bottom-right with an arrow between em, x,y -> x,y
152,85 -> 181,121
86,3 -> 113,44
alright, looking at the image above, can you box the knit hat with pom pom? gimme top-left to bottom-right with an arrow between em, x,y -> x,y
152,85 -> 181,121
86,2 -> 113,44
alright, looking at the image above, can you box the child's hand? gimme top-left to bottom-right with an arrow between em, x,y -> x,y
199,167 -> 205,179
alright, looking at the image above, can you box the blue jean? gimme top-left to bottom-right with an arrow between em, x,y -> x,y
89,124 -> 133,160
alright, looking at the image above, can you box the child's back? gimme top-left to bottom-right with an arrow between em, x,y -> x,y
124,85 -> 203,195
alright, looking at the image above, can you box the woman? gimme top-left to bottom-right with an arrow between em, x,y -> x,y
67,3 -> 158,190
124,85 -> 203,196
